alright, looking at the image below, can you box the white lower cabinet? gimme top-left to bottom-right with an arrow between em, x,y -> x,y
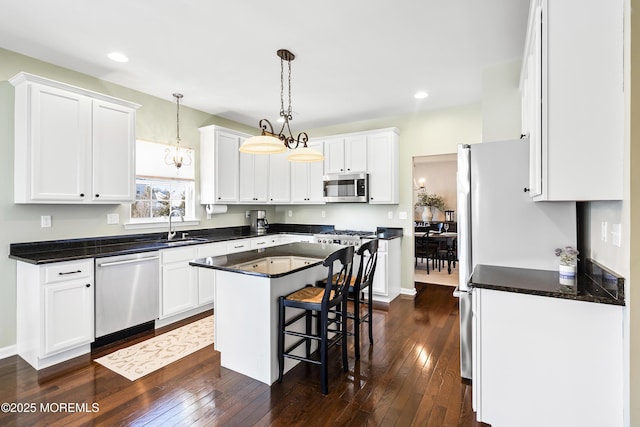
473,288 -> 623,427
17,259 -> 94,370
160,247 -> 199,319
196,242 -> 227,306
365,238 -> 401,303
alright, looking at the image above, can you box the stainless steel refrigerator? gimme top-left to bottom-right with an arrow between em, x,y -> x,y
455,138 -> 577,380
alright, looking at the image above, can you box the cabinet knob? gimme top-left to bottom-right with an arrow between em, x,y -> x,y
80,193 -> 85,197
85,284 -> 91,288
95,194 -> 100,198
523,187 -> 530,193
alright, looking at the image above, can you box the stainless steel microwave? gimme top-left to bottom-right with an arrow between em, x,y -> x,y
323,173 -> 368,203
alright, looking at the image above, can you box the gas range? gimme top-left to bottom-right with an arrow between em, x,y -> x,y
313,229 -> 375,247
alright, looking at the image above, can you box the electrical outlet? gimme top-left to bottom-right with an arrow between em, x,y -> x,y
245,210 -> 251,219
601,221 -> 608,242
41,215 -> 51,228
288,210 -> 293,217
107,213 -> 119,225
321,210 -> 326,218
398,211 -> 408,220
388,211 -> 393,220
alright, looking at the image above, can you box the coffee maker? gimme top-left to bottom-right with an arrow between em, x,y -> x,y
249,210 -> 269,235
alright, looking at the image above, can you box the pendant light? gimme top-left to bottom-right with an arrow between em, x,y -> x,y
239,49 -> 324,162
164,93 -> 192,170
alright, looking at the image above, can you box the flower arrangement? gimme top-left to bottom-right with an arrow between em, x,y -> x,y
554,246 -> 579,266
415,190 -> 446,211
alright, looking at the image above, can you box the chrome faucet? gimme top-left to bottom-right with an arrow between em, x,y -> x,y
167,209 -> 184,241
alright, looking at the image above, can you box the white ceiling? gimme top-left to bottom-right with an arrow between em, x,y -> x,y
0,0 -> 530,130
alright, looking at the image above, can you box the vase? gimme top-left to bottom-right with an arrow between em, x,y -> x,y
421,206 -> 432,222
431,207 -> 441,222
559,264 -> 577,285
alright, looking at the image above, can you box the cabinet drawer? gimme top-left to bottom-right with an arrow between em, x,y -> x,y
226,241 -> 249,253
44,260 -> 93,284
161,246 -> 198,264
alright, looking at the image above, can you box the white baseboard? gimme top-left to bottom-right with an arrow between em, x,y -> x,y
0,345 -> 17,361
400,287 -> 417,297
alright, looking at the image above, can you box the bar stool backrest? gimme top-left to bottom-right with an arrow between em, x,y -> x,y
321,246 -> 355,306
355,239 -> 379,291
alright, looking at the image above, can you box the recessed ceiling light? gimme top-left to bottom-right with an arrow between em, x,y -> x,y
414,91 -> 429,99
107,52 -> 129,63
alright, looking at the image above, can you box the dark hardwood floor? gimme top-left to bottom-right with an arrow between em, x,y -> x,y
0,283 -> 486,426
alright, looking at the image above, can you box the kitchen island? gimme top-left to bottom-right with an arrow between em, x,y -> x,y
189,242 -> 344,385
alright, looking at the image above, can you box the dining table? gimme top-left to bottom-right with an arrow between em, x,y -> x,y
428,231 -> 458,274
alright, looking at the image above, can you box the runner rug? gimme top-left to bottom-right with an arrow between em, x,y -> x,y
94,315 -> 214,381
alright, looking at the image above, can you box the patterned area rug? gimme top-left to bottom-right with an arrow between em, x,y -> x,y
95,315 -> 214,381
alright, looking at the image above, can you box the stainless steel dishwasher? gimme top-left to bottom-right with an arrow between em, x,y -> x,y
95,251 -> 160,338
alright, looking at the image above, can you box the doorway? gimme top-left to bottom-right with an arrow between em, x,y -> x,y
412,154 -> 458,287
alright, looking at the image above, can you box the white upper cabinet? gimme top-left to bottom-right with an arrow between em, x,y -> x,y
521,0 -> 623,201
239,152 -> 269,203
323,135 -> 367,174
199,125 -> 244,204
366,129 -> 399,204
10,73 -> 139,204
291,141 -> 325,203
268,151 -> 291,203
92,100 -> 136,202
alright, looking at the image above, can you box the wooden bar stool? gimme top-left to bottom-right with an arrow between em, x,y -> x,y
318,239 -> 379,360
277,245 -> 354,395
350,239 -> 378,360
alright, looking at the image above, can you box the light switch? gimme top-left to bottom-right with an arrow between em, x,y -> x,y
611,223 -> 622,247
321,210 -> 326,218
41,215 -> 51,228
288,210 -> 293,217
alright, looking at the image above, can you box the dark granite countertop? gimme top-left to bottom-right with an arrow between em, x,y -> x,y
9,223 -> 400,265
190,242 -> 344,278
371,227 -> 403,240
470,260 -> 625,306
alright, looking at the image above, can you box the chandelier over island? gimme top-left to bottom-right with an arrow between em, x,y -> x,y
239,49 -> 324,163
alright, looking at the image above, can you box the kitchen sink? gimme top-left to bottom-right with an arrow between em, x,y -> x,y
161,237 -> 209,247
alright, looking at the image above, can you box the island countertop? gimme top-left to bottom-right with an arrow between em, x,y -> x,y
189,242 -> 345,278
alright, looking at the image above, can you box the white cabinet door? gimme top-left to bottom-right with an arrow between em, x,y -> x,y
91,99 -> 136,202
196,243 -> 226,306
522,0 -> 623,201
344,135 -> 367,173
215,131 -> 241,203
371,252 -> 388,296
366,131 -> 399,204
240,152 -> 269,203
161,247 -> 198,318
268,152 -> 291,203
290,141 -> 324,203
324,137 -> 346,174
23,83 -> 91,202
475,288 -> 623,426
43,279 -> 94,356
200,126 -> 247,204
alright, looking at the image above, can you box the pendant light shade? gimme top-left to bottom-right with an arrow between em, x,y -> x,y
286,145 -> 325,162
239,134 -> 287,154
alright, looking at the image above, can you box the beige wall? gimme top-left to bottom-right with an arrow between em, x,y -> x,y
482,59 -> 523,142
412,154 -> 457,221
